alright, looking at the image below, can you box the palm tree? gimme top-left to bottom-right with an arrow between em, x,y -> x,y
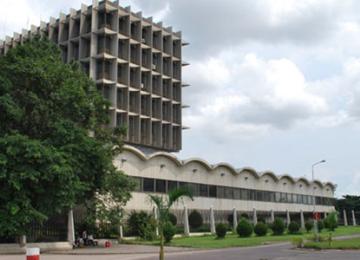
149,187 -> 193,260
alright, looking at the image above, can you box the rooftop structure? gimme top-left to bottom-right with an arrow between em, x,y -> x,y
0,0 -> 189,152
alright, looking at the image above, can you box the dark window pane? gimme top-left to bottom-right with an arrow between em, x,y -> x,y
155,179 -> 166,193
167,180 -> 178,192
217,186 -> 225,198
209,185 -> 217,198
233,188 -> 241,200
199,184 -> 208,197
241,189 -> 249,200
143,178 -> 154,192
225,187 -> 233,199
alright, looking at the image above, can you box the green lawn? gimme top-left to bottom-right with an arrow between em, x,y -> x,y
304,237 -> 360,250
124,226 -> 360,249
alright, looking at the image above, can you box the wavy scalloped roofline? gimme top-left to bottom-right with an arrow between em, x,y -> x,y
122,145 -> 336,191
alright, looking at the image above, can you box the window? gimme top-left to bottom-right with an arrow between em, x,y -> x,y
143,178 -> 154,192
217,186 -> 225,198
131,177 -> 332,206
241,189 -> 249,200
199,184 -> 208,197
225,187 -> 233,199
155,179 -> 166,193
209,185 -> 217,198
132,177 -> 142,192
233,188 -> 241,199
287,193 -> 293,203
167,180 -> 178,192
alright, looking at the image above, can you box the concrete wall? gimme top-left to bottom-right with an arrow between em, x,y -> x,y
117,145 -> 336,214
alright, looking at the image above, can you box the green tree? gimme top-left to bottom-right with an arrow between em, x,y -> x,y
149,188 -> 193,260
0,38 -> 134,239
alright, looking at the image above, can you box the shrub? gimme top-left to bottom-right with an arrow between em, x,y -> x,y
188,210 -> 203,229
317,220 -> 324,232
288,221 -> 300,234
324,212 -> 338,231
168,213 -> 177,226
291,237 -> 304,248
254,222 -> 267,236
163,221 -> 176,243
305,220 -> 313,233
127,211 -> 156,240
271,218 -> 285,235
240,213 -> 249,219
139,218 -> 157,241
236,218 -> 253,237
216,223 -> 228,239
258,217 -> 266,224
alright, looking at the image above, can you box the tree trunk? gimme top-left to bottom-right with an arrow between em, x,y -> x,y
159,233 -> 164,260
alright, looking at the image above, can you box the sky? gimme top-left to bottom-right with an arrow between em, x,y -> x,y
1,0 -> 360,197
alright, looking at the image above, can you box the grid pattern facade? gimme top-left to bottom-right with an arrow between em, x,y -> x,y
0,0 -> 186,152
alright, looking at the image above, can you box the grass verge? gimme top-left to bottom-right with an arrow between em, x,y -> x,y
123,226 -> 360,249
304,237 -> 360,250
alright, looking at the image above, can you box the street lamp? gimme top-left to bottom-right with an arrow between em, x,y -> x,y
312,159 -> 326,241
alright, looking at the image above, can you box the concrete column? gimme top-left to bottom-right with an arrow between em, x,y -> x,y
67,209 -> 75,244
352,210 -> 357,226
119,225 -> 124,239
233,208 -> 238,231
286,210 -> 291,226
210,207 -> 216,234
270,210 -> 275,223
324,212 -> 327,218
343,210 -> 348,226
300,210 -> 305,230
19,235 -> 26,247
153,207 -> 159,236
184,206 -> 190,236
253,208 -> 257,225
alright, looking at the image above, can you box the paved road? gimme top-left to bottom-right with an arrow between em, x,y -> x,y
1,243 -> 360,260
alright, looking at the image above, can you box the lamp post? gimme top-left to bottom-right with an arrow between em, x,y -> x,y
312,159 -> 326,241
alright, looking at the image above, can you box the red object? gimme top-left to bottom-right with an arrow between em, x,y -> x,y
26,248 -> 40,260
313,212 -> 321,220
27,256 -> 39,260
105,241 -> 112,248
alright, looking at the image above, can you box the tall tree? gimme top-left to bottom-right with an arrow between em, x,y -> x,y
149,188 -> 193,260
0,38 -> 134,238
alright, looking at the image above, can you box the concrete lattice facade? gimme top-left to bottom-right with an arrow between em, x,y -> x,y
0,0 -> 187,152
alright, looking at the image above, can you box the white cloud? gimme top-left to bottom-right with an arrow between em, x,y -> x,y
184,52 -> 327,140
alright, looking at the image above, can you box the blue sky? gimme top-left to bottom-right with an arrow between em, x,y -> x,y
1,0 -> 360,197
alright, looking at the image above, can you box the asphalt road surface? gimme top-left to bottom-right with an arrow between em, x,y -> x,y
1,243 -> 360,260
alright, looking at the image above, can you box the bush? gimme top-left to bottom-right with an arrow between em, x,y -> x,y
127,211 -> 156,240
291,237 -> 304,248
288,221 -> 300,234
324,212 -> 338,231
254,222 -> 267,236
317,220 -> 324,232
216,223 -> 228,239
139,218 -> 157,241
188,210 -> 203,229
236,218 -> 253,237
305,220 -> 313,233
258,217 -> 266,224
271,218 -> 285,236
240,213 -> 249,219
168,213 -> 177,226
163,221 -> 176,243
